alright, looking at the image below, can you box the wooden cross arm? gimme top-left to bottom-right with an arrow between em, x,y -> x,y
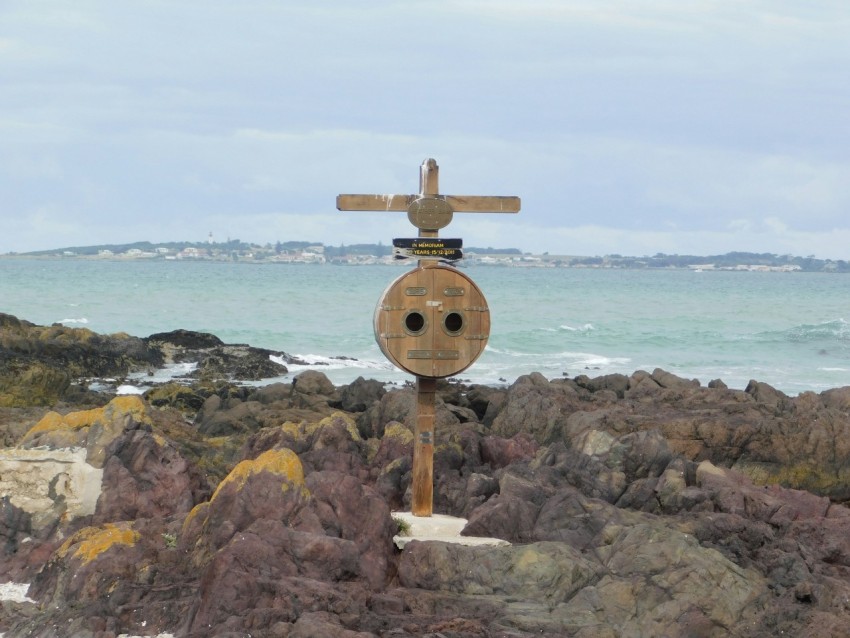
447,195 -> 521,213
336,194 -> 417,212
337,194 -> 520,214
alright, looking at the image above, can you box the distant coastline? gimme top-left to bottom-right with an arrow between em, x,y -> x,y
2,240 -> 847,272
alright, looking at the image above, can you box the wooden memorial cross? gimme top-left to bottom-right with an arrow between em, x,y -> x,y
337,158 -> 520,517
336,158 -> 521,237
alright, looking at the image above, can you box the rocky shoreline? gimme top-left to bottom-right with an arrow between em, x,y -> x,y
3,312 -> 850,636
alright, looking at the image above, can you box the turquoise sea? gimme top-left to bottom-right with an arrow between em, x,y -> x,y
1,258 -> 848,396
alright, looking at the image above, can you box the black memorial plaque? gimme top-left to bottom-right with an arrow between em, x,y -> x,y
393,238 -> 463,260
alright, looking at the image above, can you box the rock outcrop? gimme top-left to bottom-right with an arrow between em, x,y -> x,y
4,321 -> 850,636
0,313 -> 161,407
0,314 -> 301,407
146,329 -> 290,381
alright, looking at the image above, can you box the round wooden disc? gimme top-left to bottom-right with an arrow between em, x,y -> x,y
374,264 -> 490,378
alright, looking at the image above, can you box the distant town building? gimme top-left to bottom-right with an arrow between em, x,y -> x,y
178,247 -> 209,259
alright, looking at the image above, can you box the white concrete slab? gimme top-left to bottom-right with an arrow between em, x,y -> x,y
392,512 -> 510,549
0,447 -> 103,519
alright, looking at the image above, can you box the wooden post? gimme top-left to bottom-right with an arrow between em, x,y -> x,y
337,158 -> 520,517
415,160 -> 438,516
412,376 -> 437,516
414,160 -> 438,516
419,157 -> 439,199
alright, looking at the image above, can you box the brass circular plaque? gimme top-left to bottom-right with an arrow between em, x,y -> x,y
407,197 -> 454,230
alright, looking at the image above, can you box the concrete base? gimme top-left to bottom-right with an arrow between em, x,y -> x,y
392,512 -> 510,549
0,447 -> 103,522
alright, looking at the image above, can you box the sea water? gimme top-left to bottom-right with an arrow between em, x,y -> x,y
1,258 -> 848,395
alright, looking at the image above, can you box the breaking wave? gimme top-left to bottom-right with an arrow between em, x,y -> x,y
58,317 -> 89,325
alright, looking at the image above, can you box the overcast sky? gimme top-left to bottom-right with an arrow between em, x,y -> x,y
2,1 -> 849,258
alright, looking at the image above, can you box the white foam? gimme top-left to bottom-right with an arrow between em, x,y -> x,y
279,353 -> 394,371
559,323 -> 595,332
485,347 -> 549,358
58,317 -> 89,325
116,384 -> 145,395
573,353 -> 631,367
126,362 -> 197,385
87,379 -> 118,392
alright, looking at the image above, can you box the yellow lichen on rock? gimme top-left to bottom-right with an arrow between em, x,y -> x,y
383,422 -> 414,445
19,394 -> 156,467
56,523 -> 140,565
182,501 -> 210,535
205,435 -> 232,449
211,448 -> 308,502
280,421 -> 302,438
20,411 -> 63,437
437,441 -> 463,456
379,457 -> 408,477
103,395 -> 152,424
25,409 -> 97,438
23,395 -> 152,440
735,459 -> 846,494
38,324 -> 98,344
305,411 -> 362,441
